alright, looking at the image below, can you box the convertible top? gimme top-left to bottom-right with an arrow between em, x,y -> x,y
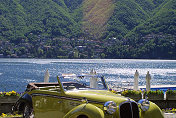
26,82 -> 59,91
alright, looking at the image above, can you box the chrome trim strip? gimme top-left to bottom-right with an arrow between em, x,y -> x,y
31,93 -> 104,104
31,93 -> 81,101
87,100 -> 104,104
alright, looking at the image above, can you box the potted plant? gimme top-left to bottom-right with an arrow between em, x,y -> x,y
166,90 -> 176,100
121,90 -> 142,101
0,91 -> 20,113
145,90 -> 164,100
0,91 -> 20,103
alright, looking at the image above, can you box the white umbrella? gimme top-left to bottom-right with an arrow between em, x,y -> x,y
44,69 -> 50,83
146,71 -> 151,91
90,69 -> 97,88
134,70 -> 139,91
90,69 -> 96,75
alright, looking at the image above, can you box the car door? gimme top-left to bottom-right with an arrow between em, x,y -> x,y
32,90 -> 65,118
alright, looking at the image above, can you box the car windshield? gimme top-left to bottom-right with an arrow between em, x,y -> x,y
59,74 -> 108,91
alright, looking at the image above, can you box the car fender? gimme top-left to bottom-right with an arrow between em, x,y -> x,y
140,101 -> 164,118
21,94 -> 32,104
13,93 -> 32,112
64,103 -> 104,118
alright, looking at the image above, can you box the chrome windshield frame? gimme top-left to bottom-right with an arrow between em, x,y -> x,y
58,74 -> 108,91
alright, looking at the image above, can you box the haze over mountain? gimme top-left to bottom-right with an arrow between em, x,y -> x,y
0,0 -> 176,59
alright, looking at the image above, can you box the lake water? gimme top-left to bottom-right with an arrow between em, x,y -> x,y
0,59 -> 176,92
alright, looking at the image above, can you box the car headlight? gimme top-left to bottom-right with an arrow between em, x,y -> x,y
104,101 -> 117,114
138,99 -> 150,111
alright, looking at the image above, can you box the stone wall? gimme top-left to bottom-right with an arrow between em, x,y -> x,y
151,100 -> 176,109
0,96 -> 19,114
0,103 -> 15,114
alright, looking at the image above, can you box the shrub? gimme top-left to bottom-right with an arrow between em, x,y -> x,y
145,90 -> 164,95
121,90 -> 141,96
166,90 -> 176,95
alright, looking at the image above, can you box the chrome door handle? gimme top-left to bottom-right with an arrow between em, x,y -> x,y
58,101 -> 62,103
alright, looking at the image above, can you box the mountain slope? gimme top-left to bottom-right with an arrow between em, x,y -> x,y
1,0 -> 175,41
126,0 -> 176,39
0,0 -> 82,42
82,0 -> 115,39
103,0 -> 149,39
0,0 -> 176,59
0,0 -> 27,41
134,0 -> 166,15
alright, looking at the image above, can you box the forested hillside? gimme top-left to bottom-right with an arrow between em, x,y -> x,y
127,0 -> 176,38
0,0 -> 82,41
0,0 -> 176,59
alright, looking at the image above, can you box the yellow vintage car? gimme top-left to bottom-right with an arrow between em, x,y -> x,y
13,74 -> 164,118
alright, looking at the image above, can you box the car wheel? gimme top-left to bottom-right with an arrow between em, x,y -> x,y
23,103 -> 33,118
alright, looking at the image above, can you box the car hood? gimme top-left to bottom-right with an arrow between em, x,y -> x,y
65,90 -> 129,104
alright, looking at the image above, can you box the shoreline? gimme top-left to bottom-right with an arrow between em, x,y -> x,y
1,58 -> 176,60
